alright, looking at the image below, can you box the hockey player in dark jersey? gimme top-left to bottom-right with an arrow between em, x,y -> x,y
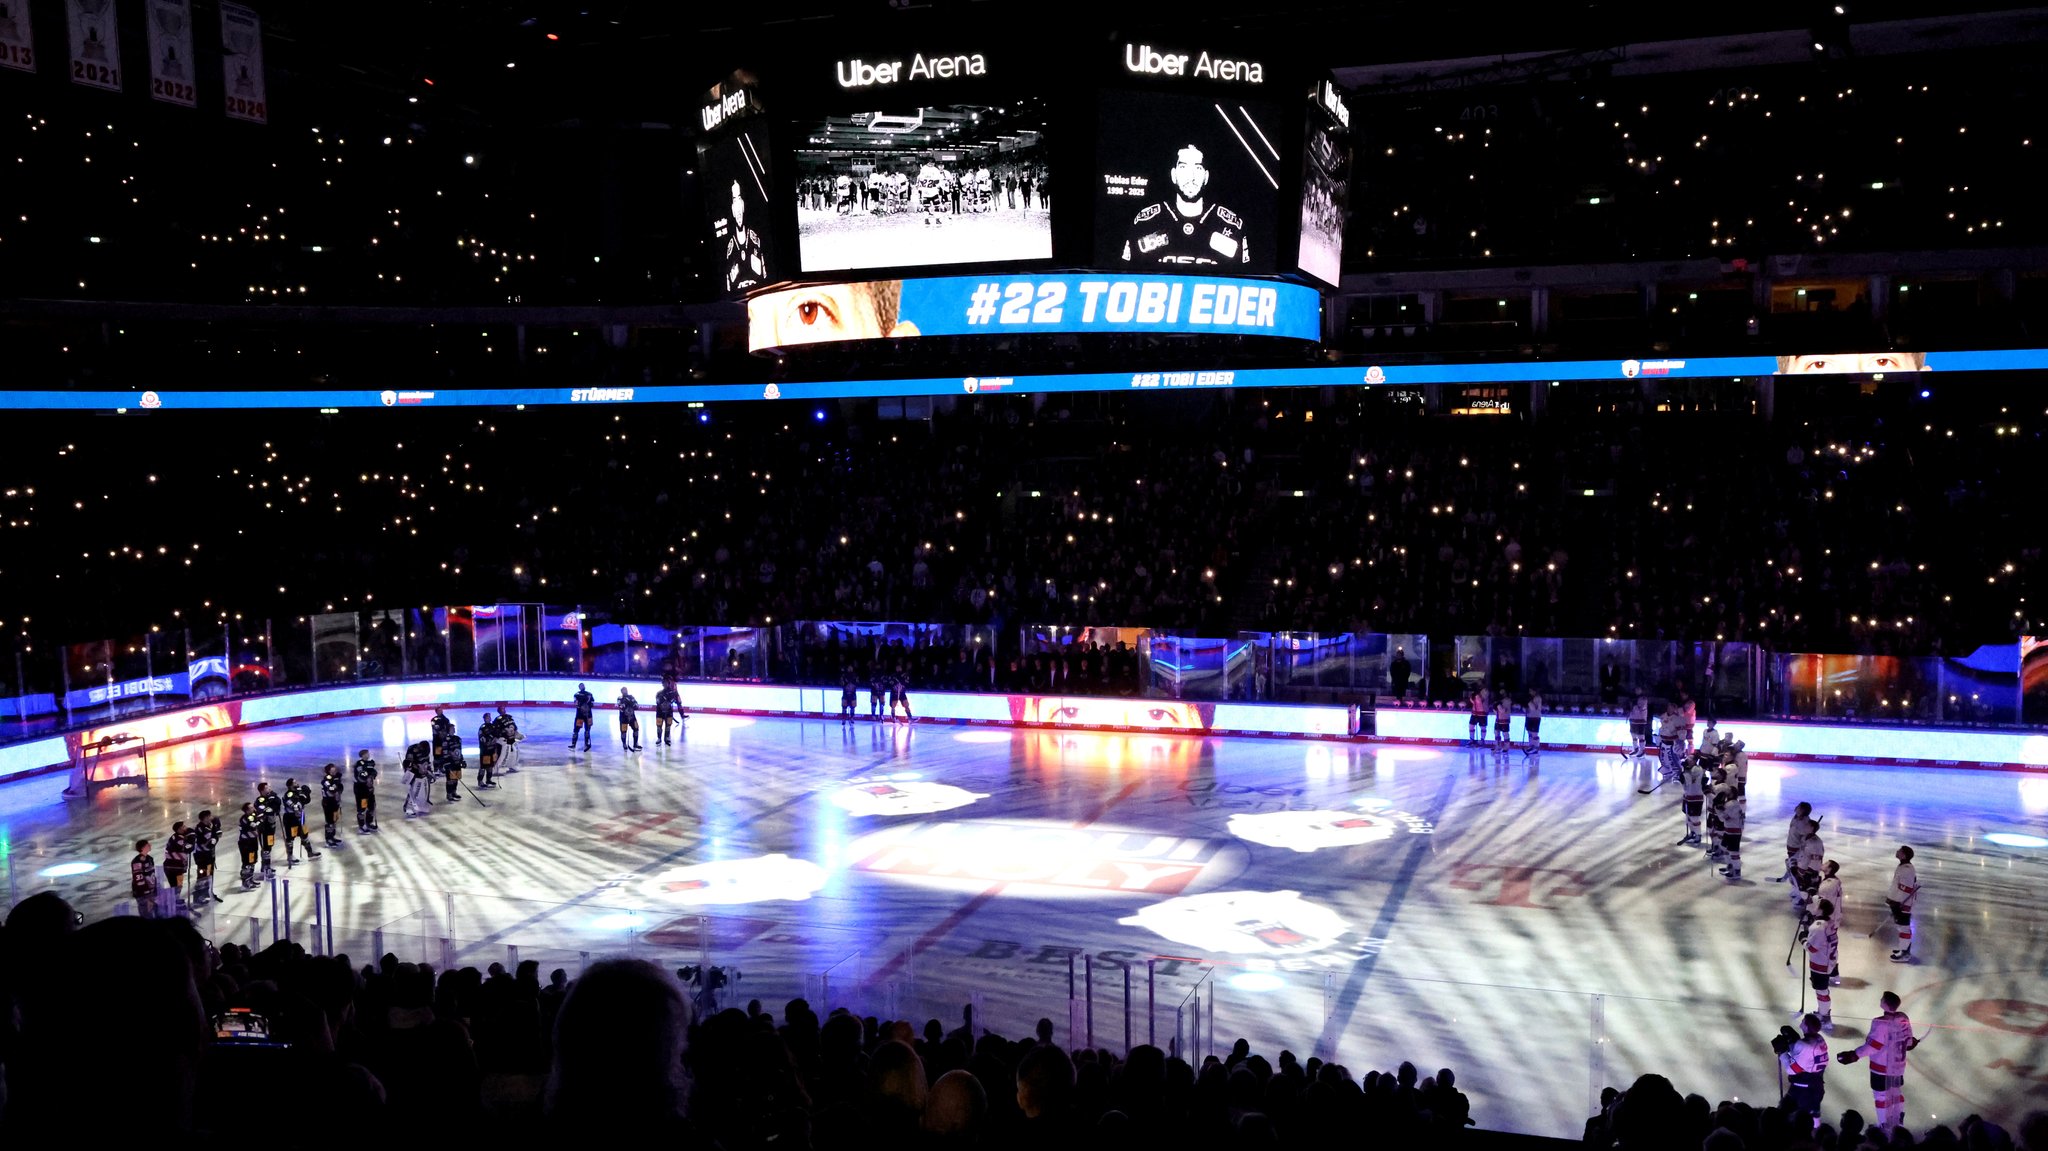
618,688 -> 643,751
353,749 -> 380,832
571,684 -> 596,750
437,735 -> 466,802
840,663 -> 859,723
654,678 -> 682,746
236,802 -> 263,890
281,778 -> 320,865
431,706 -> 455,754
477,714 -> 502,788
403,740 -> 433,817
723,180 -> 767,292
191,810 -> 224,905
131,839 -> 160,918
254,782 -> 282,877
161,821 -> 192,913
494,707 -> 523,773
1120,144 -> 1251,267
320,762 -> 345,846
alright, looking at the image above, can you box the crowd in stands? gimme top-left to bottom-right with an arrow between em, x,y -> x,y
4,894 -> 2044,1147
2,382 -> 2036,701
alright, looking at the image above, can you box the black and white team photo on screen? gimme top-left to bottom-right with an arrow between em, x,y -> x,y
793,97 -> 1052,273
1097,90 -> 1282,272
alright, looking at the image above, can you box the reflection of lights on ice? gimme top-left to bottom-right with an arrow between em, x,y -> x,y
2020,778 -> 2048,817
640,854 -> 828,905
1370,746 -> 1442,763
380,715 -> 411,746
1229,971 -> 1287,993
1120,890 -> 1350,956
1984,831 -> 2048,849
1228,810 -> 1397,852
952,730 -> 1012,744
38,862 -> 97,878
850,820 -> 1230,898
832,779 -> 988,817
589,912 -> 646,931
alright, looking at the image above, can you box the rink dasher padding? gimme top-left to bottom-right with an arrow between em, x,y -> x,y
1371,709 -> 2048,772
2,677 -> 2043,781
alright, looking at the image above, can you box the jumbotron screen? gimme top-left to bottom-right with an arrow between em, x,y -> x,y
792,50 -> 1052,274
1095,89 -> 1284,272
1297,78 -> 1350,286
699,71 -> 783,296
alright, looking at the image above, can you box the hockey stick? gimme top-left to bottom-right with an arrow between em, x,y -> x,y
1637,776 -> 1668,795
461,778 -> 489,809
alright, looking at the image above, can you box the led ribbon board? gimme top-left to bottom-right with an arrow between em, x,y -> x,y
746,272 -> 1322,351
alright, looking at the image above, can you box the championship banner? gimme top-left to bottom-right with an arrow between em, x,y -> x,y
65,0 -> 120,91
219,2 -> 266,123
0,1 -> 35,73
145,0 -> 195,107
748,272 -> 1321,351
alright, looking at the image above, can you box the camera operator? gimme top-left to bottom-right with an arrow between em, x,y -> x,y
1774,1014 -> 1829,1123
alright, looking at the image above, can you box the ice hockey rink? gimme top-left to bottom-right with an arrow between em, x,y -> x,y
797,205 -> 1052,272
5,709 -> 2046,1140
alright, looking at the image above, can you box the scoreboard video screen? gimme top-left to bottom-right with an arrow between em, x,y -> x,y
1297,78 -> 1350,286
699,71 -> 784,296
792,50 -> 1052,275
1093,90 -> 1284,273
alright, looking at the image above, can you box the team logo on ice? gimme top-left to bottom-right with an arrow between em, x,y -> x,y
1227,798 -> 1433,853
831,775 -> 989,817
1119,890 -> 1383,968
641,854 -> 828,905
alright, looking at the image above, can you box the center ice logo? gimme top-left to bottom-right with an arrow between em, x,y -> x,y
641,854 -> 828,905
830,775 -> 989,817
1120,890 -> 1357,957
1227,798 -> 1434,853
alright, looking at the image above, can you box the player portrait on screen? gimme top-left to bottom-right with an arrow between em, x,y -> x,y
1121,143 -> 1252,267
747,280 -> 922,348
1775,351 -> 1928,374
722,179 -> 767,293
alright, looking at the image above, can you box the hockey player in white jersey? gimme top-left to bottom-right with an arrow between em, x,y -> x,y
1837,990 -> 1919,1130
1657,707 -> 1685,783
1715,774 -> 1746,879
1807,860 -> 1844,984
1677,754 -> 1706,846
1804,898 -> 1839,1029
1885,845 -> 1920,962
1776,802 -> 1817,885
1779,1012 -> 1830,1122
1791,822 -> 1826,907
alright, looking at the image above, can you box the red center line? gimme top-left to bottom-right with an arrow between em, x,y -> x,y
872,776 -> 1148,980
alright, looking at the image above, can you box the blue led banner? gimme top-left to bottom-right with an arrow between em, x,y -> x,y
747,273 -> 1323,350
3,347 -> 2045,411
